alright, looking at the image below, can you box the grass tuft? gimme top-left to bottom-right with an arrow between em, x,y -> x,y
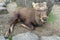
47,12 -> 56,23
9,34 -> 12,40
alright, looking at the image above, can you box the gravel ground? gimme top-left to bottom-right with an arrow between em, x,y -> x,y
0,4 -> 60,37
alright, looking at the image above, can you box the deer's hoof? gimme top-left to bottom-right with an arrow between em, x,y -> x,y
4,36 -> 9,39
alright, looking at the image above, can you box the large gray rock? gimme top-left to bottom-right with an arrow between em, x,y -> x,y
13,32 -> 40,40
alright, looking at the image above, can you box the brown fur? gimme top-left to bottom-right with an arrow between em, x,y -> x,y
5,2 -> 48,38
9,7 -> 43,28
5,7 -> 44,38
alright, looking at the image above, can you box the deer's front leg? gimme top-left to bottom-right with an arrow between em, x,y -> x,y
5,19 -> 18,39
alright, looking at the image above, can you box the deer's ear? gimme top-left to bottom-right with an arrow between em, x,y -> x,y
32,2 -> 35,6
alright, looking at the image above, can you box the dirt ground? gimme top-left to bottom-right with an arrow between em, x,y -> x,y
0,4 -> 60,37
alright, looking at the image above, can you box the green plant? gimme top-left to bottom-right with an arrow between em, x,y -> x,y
47,11 -> 56,23
9,34 -> 12,40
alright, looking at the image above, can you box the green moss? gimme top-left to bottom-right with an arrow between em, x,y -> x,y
47,12 -> 56,23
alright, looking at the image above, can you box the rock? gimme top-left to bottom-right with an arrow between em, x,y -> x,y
13,32 -> 40,40
0,36 -> 5,40
7,2 -> 17,13
0,2 -> 5,7
41,35 -> 60,40
0,32 -> 39,40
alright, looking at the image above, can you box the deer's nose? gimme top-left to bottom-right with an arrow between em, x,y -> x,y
42,17 -> 47,21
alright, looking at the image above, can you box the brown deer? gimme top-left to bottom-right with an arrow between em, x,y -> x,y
5,2 -> 48,39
